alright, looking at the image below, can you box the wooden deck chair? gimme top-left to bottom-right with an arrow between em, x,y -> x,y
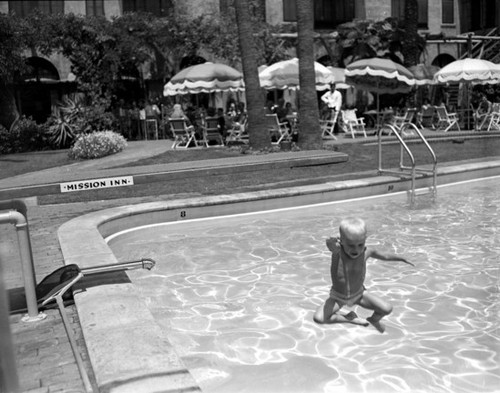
386,107 -> 418,136
487,110 -> 500,131
320,110 -> 339,139
435,106 -> 460,132
202,117 -> 224,147
226,115 -> 248,143
266,114 -> 290,144
169,118 -> 198,148
479,103 -> 500,131
340,109 -> 367,138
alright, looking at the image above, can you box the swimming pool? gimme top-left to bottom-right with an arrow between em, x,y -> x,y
107,177 -> 499,393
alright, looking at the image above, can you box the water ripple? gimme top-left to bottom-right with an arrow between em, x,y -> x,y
112,179 -> 500,393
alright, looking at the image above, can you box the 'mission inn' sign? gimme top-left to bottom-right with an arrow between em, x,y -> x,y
60,176 -> 134,193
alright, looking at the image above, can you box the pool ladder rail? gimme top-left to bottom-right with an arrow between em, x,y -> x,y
42,258 -> 157,393
377,122 -> 438,205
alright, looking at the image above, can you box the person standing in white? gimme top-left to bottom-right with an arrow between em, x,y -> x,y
321,83 -> 342,112
321,83 -> 342,132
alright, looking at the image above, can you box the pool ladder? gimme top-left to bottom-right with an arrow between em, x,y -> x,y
378,123 -> 437,205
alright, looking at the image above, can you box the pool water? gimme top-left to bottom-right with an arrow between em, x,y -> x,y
108,178 -> 500,393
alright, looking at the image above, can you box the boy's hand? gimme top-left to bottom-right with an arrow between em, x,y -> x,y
326,237 -> 339,252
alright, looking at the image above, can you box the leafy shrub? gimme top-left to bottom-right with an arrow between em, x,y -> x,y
46,104 -> 76,148
46,95 -> 118,148
68,130 -> 127,160
0,116 -> 51,154
77,99 -> 117,133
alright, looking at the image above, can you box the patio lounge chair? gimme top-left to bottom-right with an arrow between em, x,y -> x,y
416,106 -> 436,129
202,117 -> 224,147
340,109 -> 367,138
226,115 -> 248,143
169,118 -> 198,148
435,106 -> 460,132
486,109 -> 500,131
475,103 -> 500,131
384,107 -> 418,136
266,114 -> 290,144
320,110 -> 339,139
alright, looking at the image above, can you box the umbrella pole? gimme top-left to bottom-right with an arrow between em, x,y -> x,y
377,92 -> 382,173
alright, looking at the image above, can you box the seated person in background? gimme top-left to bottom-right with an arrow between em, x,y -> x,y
230,103 -> 247,134
265,100 -> 275,114
274,98 -> 288,123
216,108 -> 226,139
145,100 -> 160,119
474,94 -> 492,129
285,102 -> 295,116
170,103 -> 187,118
418,98 -> 435,129
227,101 -> 238,119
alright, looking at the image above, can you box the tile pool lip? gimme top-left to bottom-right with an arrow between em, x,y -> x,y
105,173 -> 500,243
58,159 -> 500,393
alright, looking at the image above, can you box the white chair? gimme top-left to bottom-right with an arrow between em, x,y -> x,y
486,110 -> 500,131
340,109 -> 367,138
435,106 -> 460,132
169,118 -> 198,148
226,115 -> 248,143
266,114 -> 290,144
202,117 -> 224,147
320,110 -> 339,139
385,107 -> 417,136
144,116 -> 158,140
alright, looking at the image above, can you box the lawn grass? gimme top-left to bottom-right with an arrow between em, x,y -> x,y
31,136 -> 500,204
0,149 -> 72,180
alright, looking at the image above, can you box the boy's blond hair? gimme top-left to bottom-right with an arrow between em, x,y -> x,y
339,217 -> 367,239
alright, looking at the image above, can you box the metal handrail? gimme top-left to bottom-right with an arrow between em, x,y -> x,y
378,122 -> 438,204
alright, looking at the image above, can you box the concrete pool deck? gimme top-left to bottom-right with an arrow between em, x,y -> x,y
2,132 -> 500,392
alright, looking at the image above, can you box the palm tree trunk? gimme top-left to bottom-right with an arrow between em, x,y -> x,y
0,83 -> 19,131
233,0 -> 270,150
402,0 -> 419,66
295,0 -> 322,149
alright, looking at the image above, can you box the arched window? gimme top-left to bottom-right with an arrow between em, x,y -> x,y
23,57 -> 60,82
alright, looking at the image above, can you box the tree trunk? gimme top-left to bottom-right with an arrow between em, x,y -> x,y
0,83 -> 19,131
402,0 -> 420,66
295,0 -> 322,150
234,0 -> 270,150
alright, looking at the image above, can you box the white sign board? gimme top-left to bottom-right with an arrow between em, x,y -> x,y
60,176 -> 134,193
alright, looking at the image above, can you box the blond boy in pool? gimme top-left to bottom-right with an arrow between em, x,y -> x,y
313,217 -> 414,333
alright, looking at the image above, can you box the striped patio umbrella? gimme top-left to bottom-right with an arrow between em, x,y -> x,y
326,66 -> 351,89
433,58 -> 500,84
163,62 -> 245,96
345,58 -> 415,131
433,58 -> 500,129
345,58 -> 415,94
259,58 -> 335,90
409,64 -> 440,85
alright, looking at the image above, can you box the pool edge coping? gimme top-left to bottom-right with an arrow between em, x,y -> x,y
58,159 -> 500,393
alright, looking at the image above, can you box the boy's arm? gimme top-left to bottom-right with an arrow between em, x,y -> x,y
326,236 -> 340,253
366,247 -> 415,266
